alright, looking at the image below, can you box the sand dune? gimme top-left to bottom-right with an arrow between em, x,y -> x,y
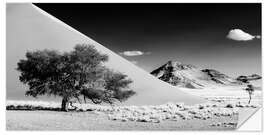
7,3 -> 205,105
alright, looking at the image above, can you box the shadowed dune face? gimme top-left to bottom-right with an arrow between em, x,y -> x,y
7,3 -> 205,105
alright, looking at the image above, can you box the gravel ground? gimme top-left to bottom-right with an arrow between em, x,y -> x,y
6,110 -> 237,130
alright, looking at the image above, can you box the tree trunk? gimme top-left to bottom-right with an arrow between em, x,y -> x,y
248,94 -> 251,104
61,96 -> 69,112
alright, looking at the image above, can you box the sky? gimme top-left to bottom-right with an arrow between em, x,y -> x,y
34,3 -> 262,77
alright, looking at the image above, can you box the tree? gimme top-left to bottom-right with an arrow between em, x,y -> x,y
245,84 -> 255,104
17,44 -> 108,111
17,44 -> 136,111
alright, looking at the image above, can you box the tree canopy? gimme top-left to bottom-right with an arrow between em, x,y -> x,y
102,70 -> 136,104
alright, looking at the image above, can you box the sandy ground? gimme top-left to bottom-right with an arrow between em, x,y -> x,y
6,110 -> 237,131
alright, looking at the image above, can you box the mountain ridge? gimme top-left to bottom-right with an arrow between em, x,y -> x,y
151,61 -> 243,89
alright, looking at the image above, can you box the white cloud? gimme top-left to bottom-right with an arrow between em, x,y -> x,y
226,29 -> 260,41
255,35 -> 261,39
119,51 -> 151,56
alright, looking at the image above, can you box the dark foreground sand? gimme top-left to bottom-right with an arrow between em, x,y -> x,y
6,110 -> 237,130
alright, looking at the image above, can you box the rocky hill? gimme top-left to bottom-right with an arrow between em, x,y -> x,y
236,74 -> 262,83
151,61 -> 242,89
